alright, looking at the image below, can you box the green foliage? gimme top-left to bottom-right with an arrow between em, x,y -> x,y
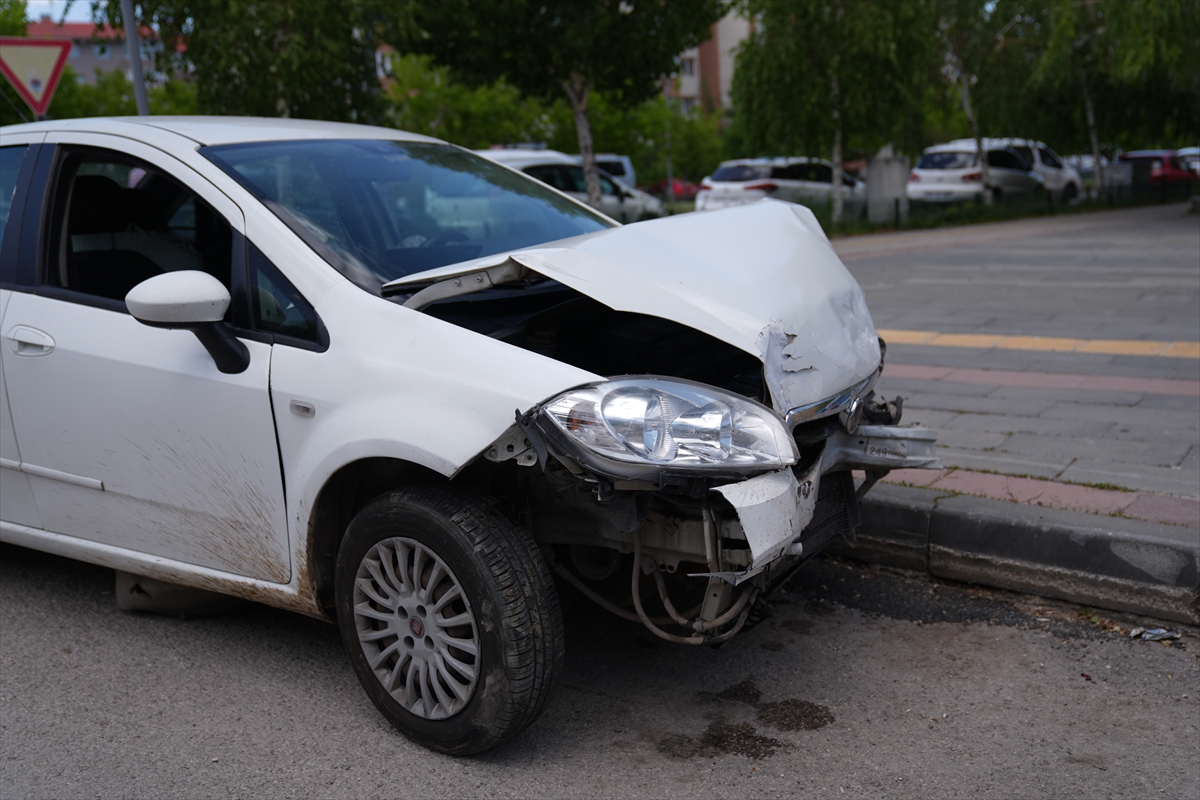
93,0 -> 414,121
0,0 -> 25,35
380,54 -> 724,187
731,0 -> 939,159
541,93 -> 724,185
1,65 -> 197,125
383,54 -> 551,150
414,0 -> 725,106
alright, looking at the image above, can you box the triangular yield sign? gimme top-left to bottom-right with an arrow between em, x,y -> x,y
0,37 -> 73,118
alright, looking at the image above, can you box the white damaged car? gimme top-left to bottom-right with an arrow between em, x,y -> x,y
0,118 -> 938,754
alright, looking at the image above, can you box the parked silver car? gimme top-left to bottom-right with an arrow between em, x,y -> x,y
908,140 -> 1045,205
696,157 -> 866,214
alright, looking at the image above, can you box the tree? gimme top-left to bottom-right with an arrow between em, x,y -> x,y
732,0 -> 938,224
383,53 -> 552,150
414,0 -> 725,208
1035,0 -> 1200,194
93,0 -> 413,122
936,0 -> 1001,203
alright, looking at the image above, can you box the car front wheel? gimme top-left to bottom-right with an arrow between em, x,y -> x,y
335,485 -> 564,755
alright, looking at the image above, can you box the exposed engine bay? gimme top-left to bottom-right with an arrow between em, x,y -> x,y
390,276 -> 938,646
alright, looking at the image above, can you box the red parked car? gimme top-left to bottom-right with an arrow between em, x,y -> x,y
647,177 -> 702,201
1118,150 -> 1199,184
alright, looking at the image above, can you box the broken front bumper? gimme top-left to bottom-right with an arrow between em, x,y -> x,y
711,423 -> 940,584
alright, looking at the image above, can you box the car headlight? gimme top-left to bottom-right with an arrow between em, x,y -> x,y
536,378 -> 798,475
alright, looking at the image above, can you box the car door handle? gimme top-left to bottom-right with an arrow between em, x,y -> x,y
4,325 -> 56,356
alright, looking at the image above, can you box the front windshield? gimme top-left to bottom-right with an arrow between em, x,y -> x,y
202,140 -> 614,292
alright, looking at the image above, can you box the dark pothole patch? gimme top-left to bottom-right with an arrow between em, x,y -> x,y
755,698 -> 835,731
657,722 -> 783,760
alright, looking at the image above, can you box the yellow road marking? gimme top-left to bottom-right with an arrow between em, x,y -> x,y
876,329 -> 1200,359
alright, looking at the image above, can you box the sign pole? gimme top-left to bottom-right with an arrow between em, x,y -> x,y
120,0 -> 150,116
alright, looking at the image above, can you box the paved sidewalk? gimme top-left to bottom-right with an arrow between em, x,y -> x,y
832,203 -> 1200,622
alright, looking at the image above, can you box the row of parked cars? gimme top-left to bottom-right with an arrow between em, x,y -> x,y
463,138 -> 1197,224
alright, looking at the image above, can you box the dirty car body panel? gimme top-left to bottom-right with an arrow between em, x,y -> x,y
0,117 -> 938,754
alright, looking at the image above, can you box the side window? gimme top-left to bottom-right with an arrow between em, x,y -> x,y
248,243 -> 322,344
811,164 -> 833,184
48,150 -> 233,305
1014,146 -> 1034,166
988,150 -> 1025,170
0,145 -> 29,250
1039,148 -> 1063,169
598,174 -> 617,196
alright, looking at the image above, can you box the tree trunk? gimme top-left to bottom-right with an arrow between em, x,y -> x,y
562,73 -> 602,209
956,73 -> 991,205
1080,68 -> 1105,198
831,73 -> 844,226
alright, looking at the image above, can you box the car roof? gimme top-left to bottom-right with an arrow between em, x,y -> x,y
1121,149 -> 1176,158
475,149 -> 577,167
0,116 -> 444,147
717,157 -> 828,167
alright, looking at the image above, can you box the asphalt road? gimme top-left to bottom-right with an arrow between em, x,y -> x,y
2,543 -> 1197,799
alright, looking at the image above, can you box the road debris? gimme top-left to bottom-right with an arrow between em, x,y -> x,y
1140,629 -> 1181,641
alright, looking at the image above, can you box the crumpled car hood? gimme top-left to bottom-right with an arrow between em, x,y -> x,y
386,200 -> 881,411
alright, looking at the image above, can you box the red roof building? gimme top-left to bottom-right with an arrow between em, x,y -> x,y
25,15 -> 164,86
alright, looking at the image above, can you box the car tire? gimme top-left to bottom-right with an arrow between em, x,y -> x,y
1063,183 -> 1078,203
335,484 -> 564,755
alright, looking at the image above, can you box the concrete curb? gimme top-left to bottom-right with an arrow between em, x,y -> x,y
828,483 -> 1200,625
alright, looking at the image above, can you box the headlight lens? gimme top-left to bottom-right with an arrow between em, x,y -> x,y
539,378 -> 798,470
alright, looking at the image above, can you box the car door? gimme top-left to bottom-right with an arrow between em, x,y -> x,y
0,135 -> 44,531
1,134 -> 291,583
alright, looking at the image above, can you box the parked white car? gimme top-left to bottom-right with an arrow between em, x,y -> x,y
0,117 -> 937,755
908,140 -> 1045,204
475,148 -> 661,223
586,152 -> 637,189
696,157 -> 866,214
990,138 -> 1082,202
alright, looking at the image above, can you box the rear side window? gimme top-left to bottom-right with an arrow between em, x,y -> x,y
0,145 -> 29,249
711,164 -> 772,182
988,149 -> 1028,170
1039,148 -> 1063,169
916,152 -> 977,170
596,160 -> 625,177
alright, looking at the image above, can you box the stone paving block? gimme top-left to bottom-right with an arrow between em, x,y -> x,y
1135,393 -> 1200,412
938,412 -> 1116,438
934,428 -> 1010,451
901,392 -> 1055,417
1040,402 -> 1200,430
1057,458 -> 1200,497
875,376 -> 998,398
937,449 -> 1068,479
885,408 -> 960,429
926,470 -> 1135,515
1121,493 -> 1200,528
1000,432 -> 1193,469
987,385 -> 1145,407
